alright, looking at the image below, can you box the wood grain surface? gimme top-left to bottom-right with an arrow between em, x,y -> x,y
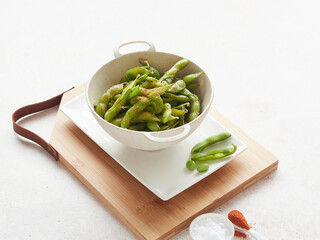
50,83 -> 278,240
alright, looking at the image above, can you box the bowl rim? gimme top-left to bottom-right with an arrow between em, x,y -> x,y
85,50 -> 214,134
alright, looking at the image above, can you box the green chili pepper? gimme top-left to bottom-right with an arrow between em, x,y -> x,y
191,132 -> 232,153
162,103 -> 172,124
99,84 -> 124,105
160,59 -> 190,83
121,97 -> 150,128
192,144 -> 237,161
197,164 -> 209,172
168,80 -> 186,93
186,83 -> 200,91
95,103 -> 107,118
186,160 -> 196,171
163,93 -> 190,102
188,94 -> 200,122
104,79 -> 137,122
183,72 -> 203,84
147,121 -> 160,131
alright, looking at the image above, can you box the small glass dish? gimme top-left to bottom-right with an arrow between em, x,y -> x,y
189,213 -> 235,240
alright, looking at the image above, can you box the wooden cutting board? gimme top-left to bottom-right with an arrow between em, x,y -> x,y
50,83 -> 278,240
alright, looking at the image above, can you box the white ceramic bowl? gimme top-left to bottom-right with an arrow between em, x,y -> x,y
189,213 -> 235,240
86,41 -> 213,151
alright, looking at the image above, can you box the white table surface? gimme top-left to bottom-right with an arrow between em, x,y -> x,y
1,1 -> 319,239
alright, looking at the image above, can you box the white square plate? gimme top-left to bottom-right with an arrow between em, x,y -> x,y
60,94 -> 247,201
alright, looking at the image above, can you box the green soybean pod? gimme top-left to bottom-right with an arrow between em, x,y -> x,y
147,121 -> 160,131
110,117 -> 122,127
186,160 -> 196,171
121,67 -> 148,83
99,83 -> 124,105
192,145 -> 237,161
188,94 -> 200,122
160,119 -> 179,130
149,94 -> 164,114
197,164 -> 209,172
128,85 -> 140,100
191,132 -> 232,153
95,103 -> 107,118
121,97 -> 150,128
183,72 -> 203,84
162,103 -> 172,124
159,58 -> 190,83
132,111 -> 160,122
168,80 -> 186,93
148,66 -> 161,79
139,60 -> 161,79
186,83 -> 200,91
163,93 -> 190,102
104,80 -> 137,122
171,108 -> 188,116
179,105 -> 186,126
128,123 -> 146,131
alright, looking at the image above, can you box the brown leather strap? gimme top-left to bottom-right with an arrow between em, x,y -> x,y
12,87 -> 74,161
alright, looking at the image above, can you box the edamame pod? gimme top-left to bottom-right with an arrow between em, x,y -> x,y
104,80 -> 137,122
191,132 -> 232,153
188,94 -> 200,122
160,59 -> 190,83
162,103 -> 172,124
171,108 -> 188,116
192,145 -> 237,161
183,72 -> 203,84
128,85 -> 140,100
121,67 -> 149,83
99,84 -> 124,105
129,123 -> 146,131
132,111 -> 160,122
121,97 -> 150,128
186,83 -> 200,91
147,121 -> 160,131
163,93 -> 190,102
168,80 -> 186,93
95,103 -> 107,118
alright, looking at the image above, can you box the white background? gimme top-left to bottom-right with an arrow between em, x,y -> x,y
1,0 -> 320,239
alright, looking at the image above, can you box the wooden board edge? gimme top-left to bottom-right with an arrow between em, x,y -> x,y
57,153 -> 147,240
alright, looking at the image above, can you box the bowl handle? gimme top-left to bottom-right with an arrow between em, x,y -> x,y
113,41 -> 156,58
143,124 -> 191,143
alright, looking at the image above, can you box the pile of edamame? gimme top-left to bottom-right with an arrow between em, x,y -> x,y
94,58 -> 202,131
187,132 -> 237,173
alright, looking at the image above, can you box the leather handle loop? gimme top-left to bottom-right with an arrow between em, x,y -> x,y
12,87 -> 74,161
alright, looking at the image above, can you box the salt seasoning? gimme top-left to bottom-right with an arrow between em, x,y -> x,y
190,217 -> 230,240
